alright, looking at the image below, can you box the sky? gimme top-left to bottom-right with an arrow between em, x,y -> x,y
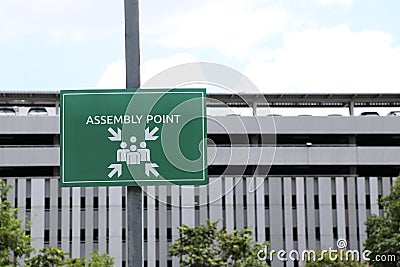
1,0 -> 400,95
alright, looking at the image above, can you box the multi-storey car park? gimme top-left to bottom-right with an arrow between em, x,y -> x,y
1,91 -> 400,267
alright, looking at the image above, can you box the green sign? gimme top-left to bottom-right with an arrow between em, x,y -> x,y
60,89 -> 207,187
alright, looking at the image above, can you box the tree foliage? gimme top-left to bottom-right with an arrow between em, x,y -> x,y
1,179 -> 114,267
364,178 -> 400,267
25,247 -> 70,267
0,179 -> 33,266
169,219 -> 269,267
25,248 -> 114,267
86,250 -> 115,267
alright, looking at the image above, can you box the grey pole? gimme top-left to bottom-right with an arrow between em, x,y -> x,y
252,101 -> 258,116
349,101 -> 355,116
124,0 -> 142,266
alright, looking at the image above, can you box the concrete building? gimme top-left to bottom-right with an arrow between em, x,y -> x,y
0,91 -> 399,266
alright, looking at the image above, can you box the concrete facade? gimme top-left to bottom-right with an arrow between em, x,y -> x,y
1,94 -> 399,266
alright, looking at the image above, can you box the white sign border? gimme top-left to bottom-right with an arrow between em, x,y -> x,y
61,90 -> 207,185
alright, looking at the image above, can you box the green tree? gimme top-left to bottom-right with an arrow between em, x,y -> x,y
86,250 -> 114,267
168,219 -> 269,267
24,247 -> 69,267
25,248 -> 114,267
364,178 -> 400,267
1,179 -> 114,267
0,179 -> 33,266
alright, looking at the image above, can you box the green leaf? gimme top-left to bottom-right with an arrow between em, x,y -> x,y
169,218 -> 270,266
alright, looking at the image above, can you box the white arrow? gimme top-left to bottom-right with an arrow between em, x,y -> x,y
108,127 -> 121,141
145,163 -> 159,177
108,164 -> 122,178
145,127 -> 159,141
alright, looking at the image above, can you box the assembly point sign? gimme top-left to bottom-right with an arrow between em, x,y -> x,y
60,89 -> 208,187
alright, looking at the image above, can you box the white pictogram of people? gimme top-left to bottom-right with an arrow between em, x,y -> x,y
117,136 -> 151,165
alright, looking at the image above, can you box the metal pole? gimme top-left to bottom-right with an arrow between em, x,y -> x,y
124,0 -> 142,266
349,101 -> 354,116
252,101 -> 257,116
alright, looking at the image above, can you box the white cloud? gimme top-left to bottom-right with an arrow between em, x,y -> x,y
141,53 -> 198,85
96,60 -> 126,89
147,1 -> 293,58
96,53 -> 198,89
0,0 -> 124,41
243,25 -> 400,93
98,26 -> 400,94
